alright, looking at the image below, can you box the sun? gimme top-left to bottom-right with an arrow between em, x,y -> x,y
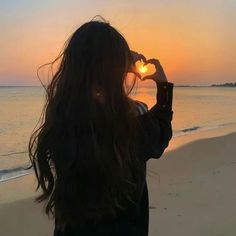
139,65 -> 148,74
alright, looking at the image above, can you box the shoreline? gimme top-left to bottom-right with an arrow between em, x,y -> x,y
1,123 -> 236,184
166,123 -> 236,153
173,121 -> 236,138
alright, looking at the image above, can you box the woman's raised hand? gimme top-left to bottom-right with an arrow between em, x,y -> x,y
129,50 -> 146,79
142,58 -> 168,83
130,50 -> 146,63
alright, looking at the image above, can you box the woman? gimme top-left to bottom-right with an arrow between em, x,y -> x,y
28,17 -> 174,236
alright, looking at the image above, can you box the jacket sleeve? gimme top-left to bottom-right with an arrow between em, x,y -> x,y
136,82 -> 174,162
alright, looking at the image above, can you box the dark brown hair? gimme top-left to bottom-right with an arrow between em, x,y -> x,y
28,16 -> 145,231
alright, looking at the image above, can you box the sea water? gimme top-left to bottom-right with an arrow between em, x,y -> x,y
0,85 -> 236,182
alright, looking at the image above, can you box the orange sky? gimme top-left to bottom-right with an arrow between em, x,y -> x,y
0,0 -> 235,86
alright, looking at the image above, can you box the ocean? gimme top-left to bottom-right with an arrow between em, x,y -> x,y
0,85 -> 236,182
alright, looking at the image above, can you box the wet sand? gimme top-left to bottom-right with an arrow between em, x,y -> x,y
0,125 -> 236,236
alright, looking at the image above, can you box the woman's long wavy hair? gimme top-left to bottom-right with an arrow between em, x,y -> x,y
28,16 -> 145,230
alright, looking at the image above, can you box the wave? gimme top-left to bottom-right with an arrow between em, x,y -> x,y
173,121 -> 236,138
0,151 -> 27,157
0,163 -> 33,183
218,121 -> 236,127
181,126 -> 201,133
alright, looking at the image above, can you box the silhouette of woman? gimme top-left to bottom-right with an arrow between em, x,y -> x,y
28,16 -> 174,236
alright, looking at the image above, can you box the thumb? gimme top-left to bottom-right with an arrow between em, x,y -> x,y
132,71 -> 142,79
141,70 -> 158,81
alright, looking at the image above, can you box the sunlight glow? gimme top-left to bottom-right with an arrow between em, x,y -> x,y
139,65 -> 148,74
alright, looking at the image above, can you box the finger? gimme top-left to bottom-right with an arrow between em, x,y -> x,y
145,58 -> 160,63
141,72 -> 158,81
130,51 -> 139,61
135,55 -> 146,62
130,50 -> 138,54
144,58 -> 161,66
141,76 -> 152,81
139,54 -> 146,62
132,71 -> 142,79
130,50 -> 139,57
131,50 -> 146,62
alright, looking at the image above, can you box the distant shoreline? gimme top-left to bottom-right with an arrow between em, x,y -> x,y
210,82 -> 236,87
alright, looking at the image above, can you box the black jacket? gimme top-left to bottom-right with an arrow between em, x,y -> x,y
53,81 -> 174,236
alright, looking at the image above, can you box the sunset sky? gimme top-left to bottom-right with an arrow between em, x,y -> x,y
0,0 -> 235,86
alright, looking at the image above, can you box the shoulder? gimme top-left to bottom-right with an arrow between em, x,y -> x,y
134,100 -> 148,115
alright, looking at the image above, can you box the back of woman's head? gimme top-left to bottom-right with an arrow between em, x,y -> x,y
28,16 -> 145,230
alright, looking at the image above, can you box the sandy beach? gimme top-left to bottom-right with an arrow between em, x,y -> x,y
1,125 -> 236,236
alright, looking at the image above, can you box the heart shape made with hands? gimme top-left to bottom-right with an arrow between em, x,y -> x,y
135,60 -> 157,81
